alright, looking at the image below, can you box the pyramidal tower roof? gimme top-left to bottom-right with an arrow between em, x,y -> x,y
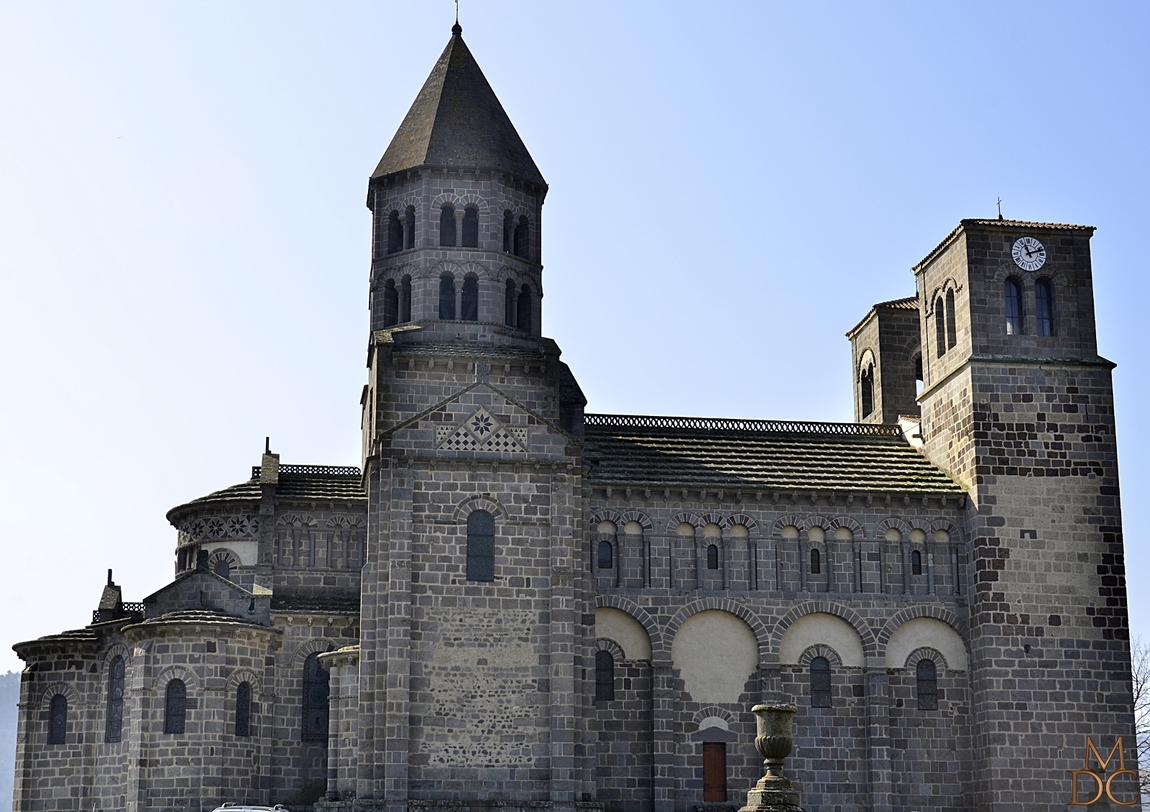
371,24 -> 546,188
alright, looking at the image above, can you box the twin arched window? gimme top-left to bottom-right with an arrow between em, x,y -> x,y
809,656 -> 832,708
440,205 -> 481,248
164,679 -> 186,735
935,290 -> 958,357
384,206 -> 416,255
382,277 -> 413,327
595,649 -> 615,701
48,694 -> 67,745
105,656 -> 125,743
466,510 -> 495,582
1005,276 -> 1055,336
503,211 -> 530,259
517,284 -> 532,331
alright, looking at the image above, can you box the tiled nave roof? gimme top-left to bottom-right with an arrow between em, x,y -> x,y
583,414 -> 961,494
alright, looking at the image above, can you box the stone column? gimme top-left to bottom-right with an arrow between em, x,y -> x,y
651,660 -> 677,812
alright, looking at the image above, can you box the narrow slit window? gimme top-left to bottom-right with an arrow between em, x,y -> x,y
706,544 -> 719,570
400,276 -> 412,323
810,656 -> 832,707
1036,279 -> 1054,336
387,210 -> 402,255
514,216 -> 529,259
503,210 -> 514,253
914,354 -> 924,396
105,656 -> 125,744
810,547 -> 821,575
702,742 -> 728,802
860,364 -> 874,417
504,279 -> 516,326
935,297 -> 947,357
945,289 -> 957,349
440,204 -> 456,247
302,653 -> 329,742
382,280 -> 399,327
597,540 -> 613,569
466,510 -> 495,582
461,276 -> 479,321
164,679 -> 186,735
404,206 -> 416,250
517,284 -> 532,332
595,649 -> 615,701
1005,278 -> 1024,335
911,549 -> 923,576
235,681 -> 252,738
462,207 -> 479,248
439,275 -> 456,320
48,694 -> 67,745
916,659 -> 938,710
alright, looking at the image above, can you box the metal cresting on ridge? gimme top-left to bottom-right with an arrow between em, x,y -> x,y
1066,736 -> 1139,806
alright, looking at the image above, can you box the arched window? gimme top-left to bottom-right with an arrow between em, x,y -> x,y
503,210 -> 514,253
514,216 -> 529,259
404,205 -> 416,250
914,354 -> 923,396
595,649 -> 615,701
945,289 -> 957,349
164,679 -> 186,735
597,540 -> 613,569
382,279 -> 399,327
400,275 -> 412,323
916,659 -> 938,710
235,681 -> 252,738
1005,278 -> 1024,335
214,556 -> 231,579
1036,278 -> 1054,336
810,656 -> 832,708
935,297 -> 947,357
504,279 -> 516,326
302,653 -> 329,742
48,694 -> 67,745
439,204 -> 456,247
105,656 -> 125,743
810,547 -> 821,575
439,275 -> 456,320
911,549 -> 922,576
517,284 -> 532,332
461,276 -> 479,321
860,364 -> 874,417
387,210 -> 403,255
462,207 -> 479,248
466,510 -> 495,582
706,544 -> 719,570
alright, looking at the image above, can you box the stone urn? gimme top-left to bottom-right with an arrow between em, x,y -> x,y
738,704 -> 804,812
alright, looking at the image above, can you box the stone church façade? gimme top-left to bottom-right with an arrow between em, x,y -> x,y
12,24 -> 1136,812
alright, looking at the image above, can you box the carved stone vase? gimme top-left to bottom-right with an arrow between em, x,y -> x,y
738,704 -> 804,812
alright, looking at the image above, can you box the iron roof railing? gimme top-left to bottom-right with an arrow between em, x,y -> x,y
584,413 -> 904,437
250,464 -> 362,479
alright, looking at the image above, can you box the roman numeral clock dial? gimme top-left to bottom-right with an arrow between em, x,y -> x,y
1012,236 -> 1047,271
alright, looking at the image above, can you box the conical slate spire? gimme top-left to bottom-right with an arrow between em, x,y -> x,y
372,26 -> 546,187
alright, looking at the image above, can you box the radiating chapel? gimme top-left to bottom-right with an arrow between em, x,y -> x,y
12,24 -> 1136,812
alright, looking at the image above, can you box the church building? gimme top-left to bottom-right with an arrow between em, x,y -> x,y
12,24 -> 1136,812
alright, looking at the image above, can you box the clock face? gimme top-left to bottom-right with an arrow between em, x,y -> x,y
1011,236 -> 1047,272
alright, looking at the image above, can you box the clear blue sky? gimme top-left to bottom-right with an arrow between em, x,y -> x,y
1,1 -> 1148,672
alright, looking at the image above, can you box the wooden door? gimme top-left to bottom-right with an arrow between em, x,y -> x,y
702,742 -> 727,802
